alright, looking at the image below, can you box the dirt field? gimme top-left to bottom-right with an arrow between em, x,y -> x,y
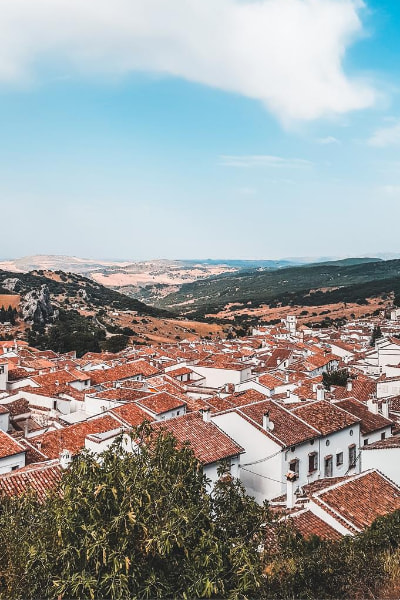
0,294 -> 20,309
208,297 -> 386,324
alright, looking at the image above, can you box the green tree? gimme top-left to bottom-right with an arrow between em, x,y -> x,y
0,426 -> 269,599
102,334 -> 129,353
323,368 -> 349,389
370,325 -> 383,347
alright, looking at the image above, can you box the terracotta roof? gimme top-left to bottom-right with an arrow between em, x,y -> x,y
152,412 -> 244,465
137,392 -> 186,415
33,415 -> 122,459
238,399 -> 319,448
289,509 -> 343,541
361,435 -> 400,450
0,460 -> 61,500
168,366 -> 194,377
110,403 -> 153,427
258,374 -> 284,389
31,369 -> 91,387
91,388 -> 152,402
331,376 -> 376,402
292,400 -> 359,436
0,430 -> 25,459
89,360 -> 159,384
313,470 -> 400,531
334,397 -> 393,435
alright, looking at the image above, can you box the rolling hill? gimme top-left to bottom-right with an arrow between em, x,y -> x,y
156,258 -> 400,318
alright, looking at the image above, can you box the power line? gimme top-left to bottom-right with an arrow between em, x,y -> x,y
240,466 -> 286,485
240,448 -> 282,467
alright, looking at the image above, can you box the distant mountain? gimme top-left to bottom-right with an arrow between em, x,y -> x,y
156,258 -> 400,316
0,268 -> 170,319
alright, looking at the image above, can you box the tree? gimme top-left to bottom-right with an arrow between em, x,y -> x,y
323,368 -> 349,389
370,325 -> 383,347
102,334 -> 129,353
0,426 -> 269,599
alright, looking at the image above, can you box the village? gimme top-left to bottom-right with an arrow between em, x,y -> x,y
0,308 -> 400,542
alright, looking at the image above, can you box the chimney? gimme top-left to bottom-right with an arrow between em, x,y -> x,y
55,380 -> 59,387
316,385 -> 325,401
286,471 -> 298,509
263,411 -> 270,431
202,408 -> 211,423
36,440 -> 42,451
60,449 -> 72,470
346,377 -> 353,392
382,400 -> 389,419
24,420 -> 29,438
285,373 -> 289,383
367,396 -> 379,414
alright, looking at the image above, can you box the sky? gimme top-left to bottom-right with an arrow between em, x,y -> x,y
0,0 -> 400,261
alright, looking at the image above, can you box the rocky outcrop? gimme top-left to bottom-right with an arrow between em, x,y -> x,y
78,288 -> 89,301
2,278 -> 22,293
20,285 -> 58,325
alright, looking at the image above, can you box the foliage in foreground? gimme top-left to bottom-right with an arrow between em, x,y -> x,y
0,426 -> 269,599
1,427 -> 400,599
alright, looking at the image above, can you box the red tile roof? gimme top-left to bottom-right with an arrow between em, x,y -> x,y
89,360 -> 159,384
137,392 -> 186,415
334,397 -> 393,435
33,415 -> 122,459
0,430 -> 25,459
0,460 -> 61,500
289,509 -> 343,541
313,470 -> 400,531
110,403 -> 153,427
152,412 -> 244,465
292,400 -> 359,436
238,400 -> 319,448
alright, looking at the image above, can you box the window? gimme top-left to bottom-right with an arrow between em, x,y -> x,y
349,444 -> 356,468
326,439 -> 330,447
381,432 -> 386,441
324,455 -> 333,477
336,452 -> 343,466
11,465 -> 19,471
289,458 -> 299,477
364,438 -> 369,446
177,410 -> 180,416
308,452 -> 318,473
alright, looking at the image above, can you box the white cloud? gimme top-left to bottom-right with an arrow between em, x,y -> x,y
0,0 -> 375,122
381,185 -> 400,195
368,121 -> 400,147
220,155 -> 312,168
316,136 -> 341,144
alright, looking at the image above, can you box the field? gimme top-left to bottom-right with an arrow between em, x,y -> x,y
0,294 -> 20,309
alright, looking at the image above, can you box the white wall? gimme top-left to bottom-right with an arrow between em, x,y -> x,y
84,395 -> 124,416
0,411 -> 9,432
362,447 -> 400,486
194,366 -> 251,388
212,412 -> 283,502
0,363 -> 8,391
0,451 -> 25,474
361,426 -> 392,450
377,379 -> 400,398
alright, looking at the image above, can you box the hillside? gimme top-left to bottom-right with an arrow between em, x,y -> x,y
157,258 -> 400,318
0,269 -> 227,351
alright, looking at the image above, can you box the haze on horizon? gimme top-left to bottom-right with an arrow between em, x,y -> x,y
0,0 -> 400,259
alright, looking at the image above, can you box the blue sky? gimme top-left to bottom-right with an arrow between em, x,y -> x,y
0,0 -> 400,260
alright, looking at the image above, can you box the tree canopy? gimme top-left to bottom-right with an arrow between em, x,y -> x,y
1,426 -> 400,599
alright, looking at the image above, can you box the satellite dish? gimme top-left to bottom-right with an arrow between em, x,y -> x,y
268,421 -> 275,431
